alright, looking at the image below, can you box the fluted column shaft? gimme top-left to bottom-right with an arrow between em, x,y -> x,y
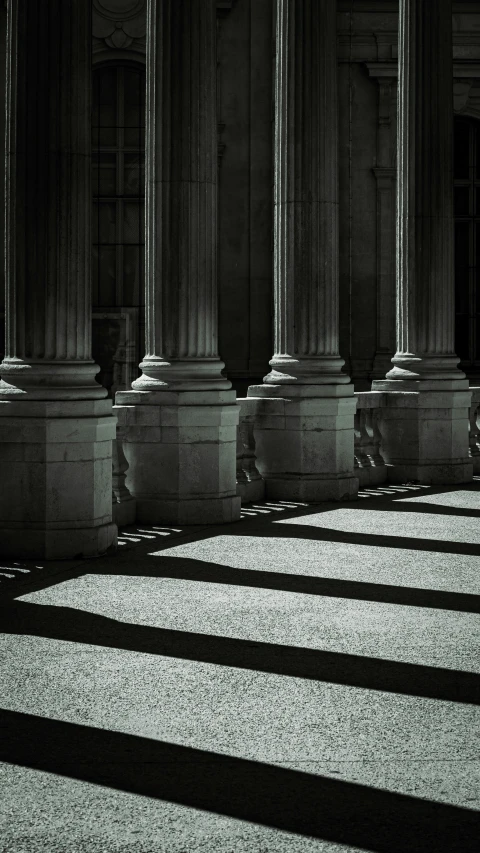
266,0 -> 348,385
134,0 -> 229,391
0,0 -> 103,400
387,0 -> 463,383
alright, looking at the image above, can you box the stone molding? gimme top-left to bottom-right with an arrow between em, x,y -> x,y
92,0 -> 236,56
93,0 -> 146,55
337,8 -> 480,63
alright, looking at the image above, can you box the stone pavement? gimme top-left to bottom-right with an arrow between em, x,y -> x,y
1,481 -> 479,852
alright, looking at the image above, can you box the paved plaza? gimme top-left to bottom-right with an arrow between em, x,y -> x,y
1,481 -> 479,852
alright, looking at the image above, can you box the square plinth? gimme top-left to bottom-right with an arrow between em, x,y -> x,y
115,394 -> 241,525
245,391 -> 358,502
0,399 -> 118,559
374,390 -> 473,485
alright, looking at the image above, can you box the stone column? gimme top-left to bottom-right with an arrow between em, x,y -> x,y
372,0 -> 472,483
247,0 -> 357,501
116,0 -> 240,524
366,66 -> 397,382
0,0 -> 117,558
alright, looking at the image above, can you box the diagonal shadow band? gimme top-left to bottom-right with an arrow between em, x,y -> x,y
135,555 -> 480,614
242,522 -> 480,557
0,708 -> 478,853
2,602 -> 479,704
350,499 -> 480,520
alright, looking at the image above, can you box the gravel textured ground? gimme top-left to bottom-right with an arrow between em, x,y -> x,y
1,482 -> 479,852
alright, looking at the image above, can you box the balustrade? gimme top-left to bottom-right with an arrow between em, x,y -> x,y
354,392 -> 387,487
236,399 -> 265,504
112,408 -> 136,527
469,388 -> 480,474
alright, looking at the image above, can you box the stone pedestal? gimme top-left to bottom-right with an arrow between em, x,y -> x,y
247,0 -> 357,502
116,1 -> 240,524
0,1 -> 117,558
378,391 -> 472,484
372,0 -> 472,484
115,391 -> 239,525
248,387 -> 357,502
0,401 -> 116,559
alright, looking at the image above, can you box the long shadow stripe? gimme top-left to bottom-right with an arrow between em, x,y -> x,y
0,709 -> 478,853
138,556 -> 480,614
243,522 -> 480,557
2,602 -> 479,704
350,500 -> 480,520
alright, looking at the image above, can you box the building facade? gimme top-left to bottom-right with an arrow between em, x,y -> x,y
1,0 -> 479,558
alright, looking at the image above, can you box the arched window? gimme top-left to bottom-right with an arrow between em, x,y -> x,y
92,63 -> 145,307
92,63 -> 145,395
454,116 -> 480,375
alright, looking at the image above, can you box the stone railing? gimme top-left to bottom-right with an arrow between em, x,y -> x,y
354,391 -> 388,487
112,406 -> 136,527
236,398 -> 265,504
469,387 -> 480,475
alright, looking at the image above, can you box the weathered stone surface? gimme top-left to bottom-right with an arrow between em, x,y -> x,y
372,0 -> 472,484
247,389 -> 358,502
116,1 -> 240,524
247,1 -> 356,500
0,1 -> 116,558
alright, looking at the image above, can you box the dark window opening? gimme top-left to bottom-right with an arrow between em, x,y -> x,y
454,117 -> 480,369
92,64 -> 145,309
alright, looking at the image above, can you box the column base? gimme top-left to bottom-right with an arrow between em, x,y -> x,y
246,384 -> 358,502
371,385 -> 473,485
114,389 -> 241,526
0,399 -> 118,559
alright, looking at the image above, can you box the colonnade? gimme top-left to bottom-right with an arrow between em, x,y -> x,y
0,0 -> 471,559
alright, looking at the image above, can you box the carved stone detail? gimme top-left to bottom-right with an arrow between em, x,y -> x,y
454,77 -> 480,120
93,0 -> 146,54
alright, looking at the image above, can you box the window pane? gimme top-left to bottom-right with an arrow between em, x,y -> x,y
454,121 -> 470,179
124,69 -> 142,128
124,154 -> 144,197
476,316 -> 480,361
124,202 -> 141,244
93,65 -> 145,311
98,67 -> 116,127
93,154 -> 117,197
455,315 -> 470,361
454,186 -> 470,216
140,200 -> 145,244
92,245 -> 99,305
97,247 -> 116,306
476,125 -> 480,180
454,221 -> 471,270
476,223 -> 480,310
98,127 -> 117,147
455,269 -> 470,314
124,127 -> 144,148
123,246 -> 141,304
98,203 -> 117,244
